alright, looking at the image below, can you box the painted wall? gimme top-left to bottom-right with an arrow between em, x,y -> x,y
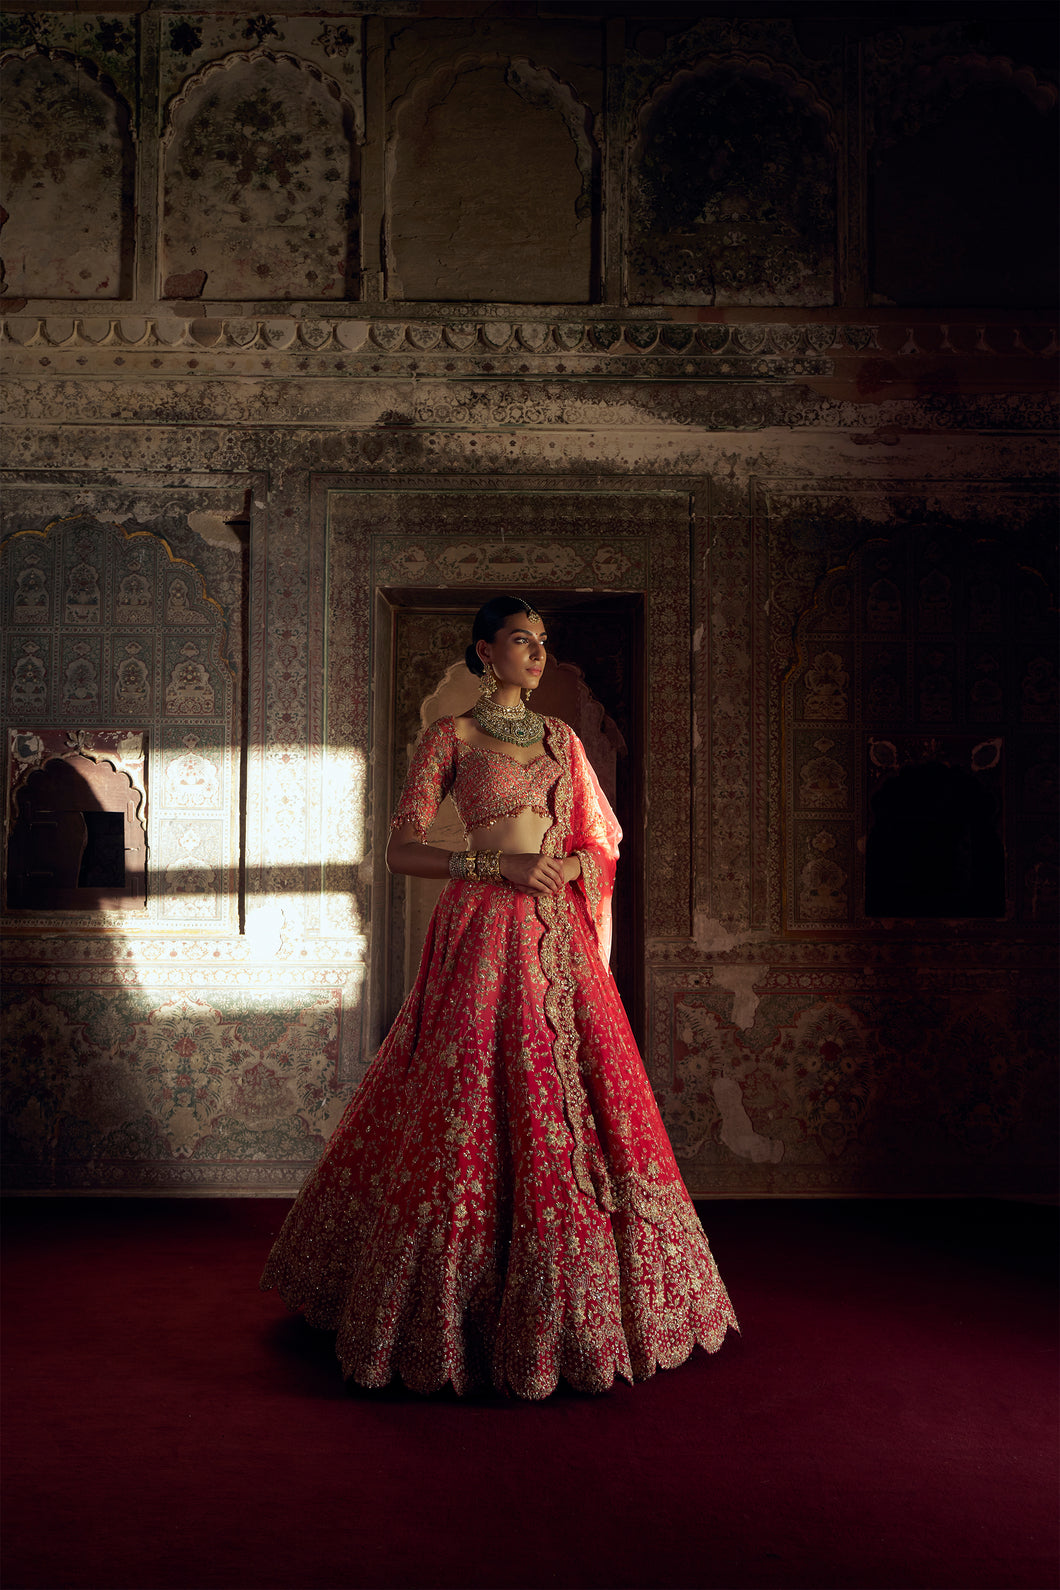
1,4 -> 1056,1198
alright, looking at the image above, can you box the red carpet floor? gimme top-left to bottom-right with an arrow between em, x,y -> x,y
2,1197 -> 1056,1590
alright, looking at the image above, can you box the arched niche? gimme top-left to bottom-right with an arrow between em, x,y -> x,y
0,51 -> 134,299
628,58 -> 837,307
162,52 -> 358,300
2,513 -> 244,931
782,525 -> 1057,931
388,56 -> 597,303
7,749 -> 146,912
870,67 -> 1058,307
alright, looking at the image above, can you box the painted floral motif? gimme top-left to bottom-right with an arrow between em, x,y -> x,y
804,652 -> 849,719
14,560 -> 49,623
799,740 -> 848,808
798,831 -> 848,920
64,559 -> 101,624
866,577 -> 902,632
774,1003 -> 877,1160
164,736 -> 220,807
630,68 -> 836,307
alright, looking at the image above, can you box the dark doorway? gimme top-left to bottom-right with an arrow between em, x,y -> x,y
376,589 -> 646,1047
865,760 -> 1006,918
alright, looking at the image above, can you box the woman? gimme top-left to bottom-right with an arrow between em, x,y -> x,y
262,596 -> 737,1398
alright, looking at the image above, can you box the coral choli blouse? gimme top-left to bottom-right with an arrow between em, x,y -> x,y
392,714 -> 561,839
392,713 -> 622,962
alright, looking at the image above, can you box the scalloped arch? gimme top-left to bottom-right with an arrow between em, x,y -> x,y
0,45 -> 134,131
161,49 -> 358,301
161,47 -> 359,147
631,52 -> 838,156
922,52 -> 1058,113
387,52 -> 598,302
388,51 -> 599,197
870,50 -> 1058,151
8,514 -> 237,678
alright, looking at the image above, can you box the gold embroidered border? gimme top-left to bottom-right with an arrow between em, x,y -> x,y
534,721 -> 701,1235
575,847 -> 603,933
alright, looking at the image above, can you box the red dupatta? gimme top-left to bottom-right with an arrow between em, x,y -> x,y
539,716 -> 622,965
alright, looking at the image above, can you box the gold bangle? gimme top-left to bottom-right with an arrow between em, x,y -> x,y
478,850 -> 502,883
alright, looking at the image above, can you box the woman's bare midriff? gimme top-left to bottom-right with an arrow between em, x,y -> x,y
467,808 -> 552,855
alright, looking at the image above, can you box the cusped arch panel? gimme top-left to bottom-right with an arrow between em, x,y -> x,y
868,56 -> 1058,308
781,525 -> 1057,931
162,51 -> 359,301
1,511 -> 245,931
388,54 -> 598,303
628,55 -> 837,307
0,50 -> 134,299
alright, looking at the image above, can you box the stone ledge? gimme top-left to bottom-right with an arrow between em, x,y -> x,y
0,313 -> 860,356
3,313 -> 1055,359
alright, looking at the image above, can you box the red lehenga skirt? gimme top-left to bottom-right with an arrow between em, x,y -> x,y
261,877 -> 737,1399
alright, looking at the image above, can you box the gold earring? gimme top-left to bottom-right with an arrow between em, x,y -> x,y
479,661 -> 498,699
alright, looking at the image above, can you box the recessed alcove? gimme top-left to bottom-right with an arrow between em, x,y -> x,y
865,757 -> 1005,918
0,52 -> 134,299
6,748 -> 146,912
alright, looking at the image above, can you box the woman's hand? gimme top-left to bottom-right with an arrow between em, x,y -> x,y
499,853 -> 567,895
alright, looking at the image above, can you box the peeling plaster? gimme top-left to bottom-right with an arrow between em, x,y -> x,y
691,914 -> 762,1026
710,964 -> 762,1029
692,911 -> 741,955
713,1076 -> 784,1163
187,510 -> 243,549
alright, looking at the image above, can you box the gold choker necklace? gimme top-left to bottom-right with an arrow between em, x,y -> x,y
473,698 -> 545,747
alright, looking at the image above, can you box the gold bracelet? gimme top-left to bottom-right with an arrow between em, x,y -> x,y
449,849 -> 505,883
478,850 -> 502,883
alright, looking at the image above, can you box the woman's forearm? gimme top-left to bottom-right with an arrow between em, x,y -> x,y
385,839 -> 456,879
386,837 -> 584,887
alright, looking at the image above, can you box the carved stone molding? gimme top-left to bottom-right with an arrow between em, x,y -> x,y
4,313 -> 1055,371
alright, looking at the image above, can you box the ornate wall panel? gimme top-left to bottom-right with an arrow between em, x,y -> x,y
388,57 -> 596,303
649,963 -> 1056,1197
162,53 -> 359,300
2,494 -> 244,930
0,51 -> 134,299
0,4 -> 1055,1201
629,59 -> 837,306
759,482 -> 1057,935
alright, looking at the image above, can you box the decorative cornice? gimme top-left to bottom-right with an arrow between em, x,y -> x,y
0,313 -> 843,357
3,312 -> 1056,380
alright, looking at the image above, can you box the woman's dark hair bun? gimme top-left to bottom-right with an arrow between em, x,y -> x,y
465,595 -> 538,676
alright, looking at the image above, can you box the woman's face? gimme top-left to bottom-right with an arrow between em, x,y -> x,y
478,611 -> 547,692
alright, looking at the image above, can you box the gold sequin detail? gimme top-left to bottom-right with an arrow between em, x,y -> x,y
264,716 -> 738,1397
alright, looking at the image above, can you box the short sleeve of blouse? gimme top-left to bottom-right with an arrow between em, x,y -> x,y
390,717 -> 457,840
